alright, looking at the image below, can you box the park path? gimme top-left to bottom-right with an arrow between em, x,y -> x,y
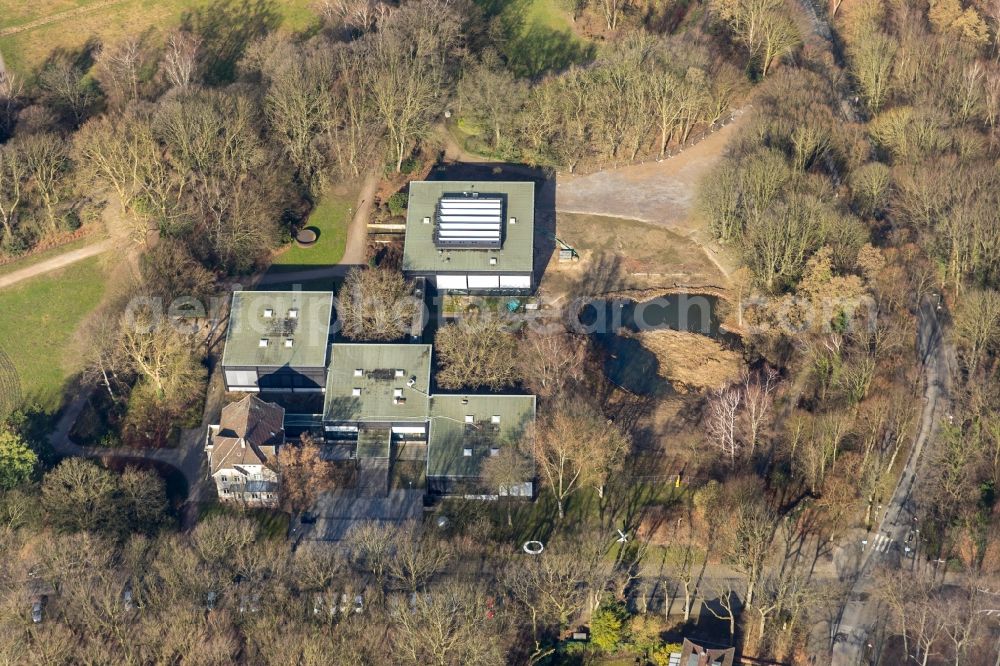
0,0 -> 126,37
257,171 -> 377,286
0,238 -> 115,289
48,367 -> 226,520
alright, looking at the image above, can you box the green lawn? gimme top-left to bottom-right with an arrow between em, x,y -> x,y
477,0 -> 594,77
0,231 -> 106,278
0,0 -> 321,76
270,188 -> 355,269
0,256 -> 108,411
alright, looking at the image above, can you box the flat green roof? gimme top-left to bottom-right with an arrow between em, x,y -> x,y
323,344 -> 432,423
221,291 -> 333,368
402,181 -> 535,274
427,394 -> 535,478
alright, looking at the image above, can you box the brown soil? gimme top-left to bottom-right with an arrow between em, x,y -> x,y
539,212 -> 729,299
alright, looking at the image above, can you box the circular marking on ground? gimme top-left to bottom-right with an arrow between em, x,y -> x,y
522,540 -> 544,555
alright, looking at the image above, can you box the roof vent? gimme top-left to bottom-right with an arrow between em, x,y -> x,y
259,339 -> 269,347
352,388 -> 362,397
491,415 -> 501,424
509,216 -> 516,225
463,447 -> 473,457
464,415 -> 474,424
489,257 -> 498,266
395,369 -> 405,378
354,369 -> 364,377
393,389 -> 403,398
284,339 -> 294,348
263,308 -> 273,318
288,308 -> 298,319
423,216 -> 431,225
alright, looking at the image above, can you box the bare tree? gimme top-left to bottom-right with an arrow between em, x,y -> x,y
740,366 -> 777,458
0,69 -> 22,141
18,133 -> 68,234
706,385 -> 742,463
387,581 -> 505,665
598,0 -> 629,30
435,316 -> 519,391
162,31 -> 201,90
533,399 -> 629,520
0,143 -> 26,246
94,37 -> 144,108
516,328 -> 587,398
386,526 -> 452,593
271,435 -> 334,514
481,440 -> 533,526
704,578 -> 741,642
710,0 -> 799,77
74,110 -> 171,238
37,57 -> 97,127
338,267 -> 421,341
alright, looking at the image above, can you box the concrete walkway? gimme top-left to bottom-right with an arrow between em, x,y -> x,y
0,238 -> 114,289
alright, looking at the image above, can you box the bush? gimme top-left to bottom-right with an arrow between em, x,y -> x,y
387,192 -> 408,217
590,601 -> 630,652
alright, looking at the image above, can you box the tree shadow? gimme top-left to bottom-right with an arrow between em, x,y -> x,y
476,0 -> 595,78
180,0 -> 281,85
506,24 -> 595,79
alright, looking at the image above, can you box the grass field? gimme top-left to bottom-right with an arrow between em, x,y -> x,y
270,187 -> 356,269
478,0 -> 594,77
0,231 -> 106,278
0,256 -> 108,412
0,0 -> 320,76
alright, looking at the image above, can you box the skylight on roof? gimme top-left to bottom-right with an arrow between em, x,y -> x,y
259,339 -> 269,347
434,194 -> 503,250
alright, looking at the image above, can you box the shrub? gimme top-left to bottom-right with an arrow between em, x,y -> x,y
387,192 -> 408,217
590,601 -> 630,652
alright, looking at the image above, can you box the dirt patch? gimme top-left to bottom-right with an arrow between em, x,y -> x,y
555,110 -> 748,233
540,212 -> 729,298
630,329 -> 742,392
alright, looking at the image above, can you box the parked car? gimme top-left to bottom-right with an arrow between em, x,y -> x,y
31,596 -> 44,624
206,591 -> 218,611
353,594 -> 363,614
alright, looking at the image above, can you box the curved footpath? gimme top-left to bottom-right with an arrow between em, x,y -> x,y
0,239 -> 115,290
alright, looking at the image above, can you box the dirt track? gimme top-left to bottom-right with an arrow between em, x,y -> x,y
0,238 -> 114,290
555,113 -> 747,232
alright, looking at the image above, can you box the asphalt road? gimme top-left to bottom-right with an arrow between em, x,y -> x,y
830,296 -> 952,665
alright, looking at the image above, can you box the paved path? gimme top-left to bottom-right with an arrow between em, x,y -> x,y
47,368 -> 227,512
258,172 -> 378,286
831,296 -> 953,665
0,238 -> 114,289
